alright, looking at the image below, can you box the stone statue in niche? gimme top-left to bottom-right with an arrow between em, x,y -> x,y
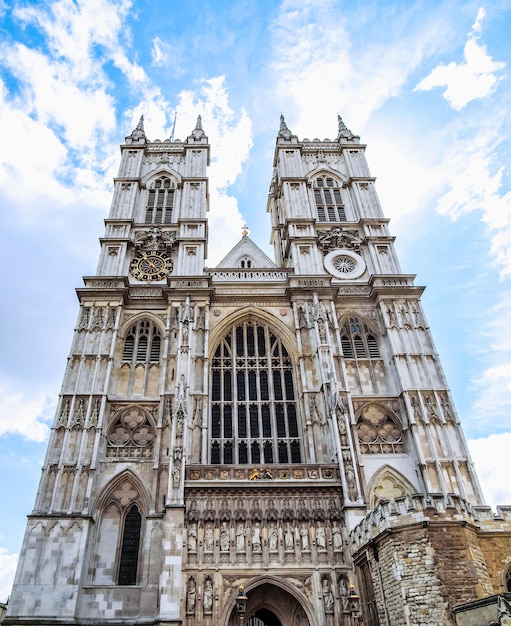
204,524 -> 214,551
176,409 -> 184,438
251,522 -> 262,551
345,463 -> 356,499
297,305 -> 308,329
236,522 -> 246,552
269,522 -> 278,551
316,524 -> 326,551
300,524 -> 310,551
332,521 -> 343,551
220,522 -> 230,552
285,522 -> 294,550
337,413 -> 348,446
322,577 -> 334,613
203,578 -> 213,614
186,577 -> 196,614
187,523 -> 197,552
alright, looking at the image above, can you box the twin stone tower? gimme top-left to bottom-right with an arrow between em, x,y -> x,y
5,115 -> 511,626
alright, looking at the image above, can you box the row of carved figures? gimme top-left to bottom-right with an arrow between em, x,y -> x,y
187,519 -> 344,553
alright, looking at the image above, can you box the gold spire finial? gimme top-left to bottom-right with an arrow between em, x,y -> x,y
242,224 -> 248,237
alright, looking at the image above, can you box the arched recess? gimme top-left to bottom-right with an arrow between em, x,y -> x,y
89,470 -> 150,585
355,403 -> 405,455
222,576 -> 318,626
208,310 -> 303,465
367,465 -> 416,509
105,404 -> 157,460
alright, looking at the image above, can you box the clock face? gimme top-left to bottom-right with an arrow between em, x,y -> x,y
129,251 -> 172,281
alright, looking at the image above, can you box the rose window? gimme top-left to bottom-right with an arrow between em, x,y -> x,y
324,249 -> 366,279
332,255 -> 357,274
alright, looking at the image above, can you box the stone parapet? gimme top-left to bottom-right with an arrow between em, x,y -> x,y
350,493 -> 484,551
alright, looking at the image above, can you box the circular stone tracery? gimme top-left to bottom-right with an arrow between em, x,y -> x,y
332,255 -> 357,274
107,406 -> 155,458
324,249 -> 366,279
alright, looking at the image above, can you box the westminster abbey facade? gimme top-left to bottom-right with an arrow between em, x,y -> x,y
5,115 -> 511,626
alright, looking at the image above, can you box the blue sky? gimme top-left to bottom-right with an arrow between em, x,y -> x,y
1,0 -> 511,601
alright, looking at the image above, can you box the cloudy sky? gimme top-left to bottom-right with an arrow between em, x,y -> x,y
1,0 -> 511,601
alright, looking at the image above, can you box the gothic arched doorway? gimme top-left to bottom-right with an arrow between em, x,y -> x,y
248,609 -> 282,626
227,581 -> 311,626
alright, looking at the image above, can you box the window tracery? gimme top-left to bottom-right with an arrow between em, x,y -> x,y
106,406 -> 156,458
145,176 -> 175,224
210,320 -> 301,465
356,405 -> 404,454
313,176 -> 346,222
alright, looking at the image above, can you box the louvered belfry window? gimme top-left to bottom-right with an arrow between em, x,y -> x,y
145,177 -> 175,224
210,321 -> 301,465
122,320 -> 161,364
313,176 -> 346,222
340,317 -> 380,359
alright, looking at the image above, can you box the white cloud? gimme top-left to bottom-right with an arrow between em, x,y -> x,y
151,36 -> 169,67
0,383 -> 52,441
414,8 -> 505,110
269,0 -> 456,137
468,433 -> 511,510
0,546 -> 17,603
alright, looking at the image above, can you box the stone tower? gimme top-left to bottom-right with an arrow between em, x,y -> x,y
5,115 -> 511,626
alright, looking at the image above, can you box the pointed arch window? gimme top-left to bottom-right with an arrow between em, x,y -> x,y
118,504 -> 142,585
239,256 -> 253,268
122,319 -> 162,364
340,317 -> 380,359
313,176 -> 346,222
145,176 -> 175,224
210,320 -> 301,464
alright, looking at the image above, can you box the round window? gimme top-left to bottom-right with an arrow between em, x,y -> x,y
324,249 -> 366,279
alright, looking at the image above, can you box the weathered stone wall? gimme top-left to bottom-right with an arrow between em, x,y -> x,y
351,496 -> 511,626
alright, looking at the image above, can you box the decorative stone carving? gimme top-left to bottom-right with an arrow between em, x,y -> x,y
186,577 -> 196,615
322,576 -> 334,613
203,577 -> 213,614
132,226 -> 176,252
318,227 -> 362,253
106,405 -> 155,458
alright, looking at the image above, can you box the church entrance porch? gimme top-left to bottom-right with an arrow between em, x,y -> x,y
225,581 -> 311,626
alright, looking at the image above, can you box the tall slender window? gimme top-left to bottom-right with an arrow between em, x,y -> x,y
313,176 -> 346,222
145,176 -> 175,224
118,504 -> 142,585
122,320 -> 161,364
210,321 -> 301,464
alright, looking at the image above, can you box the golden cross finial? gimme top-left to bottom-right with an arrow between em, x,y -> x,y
242,224 -> 249,237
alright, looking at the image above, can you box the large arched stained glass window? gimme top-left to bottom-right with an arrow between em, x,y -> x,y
210,321 -> 301,465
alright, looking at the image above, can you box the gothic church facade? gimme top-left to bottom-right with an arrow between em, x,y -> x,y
5,116 -> 511,626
